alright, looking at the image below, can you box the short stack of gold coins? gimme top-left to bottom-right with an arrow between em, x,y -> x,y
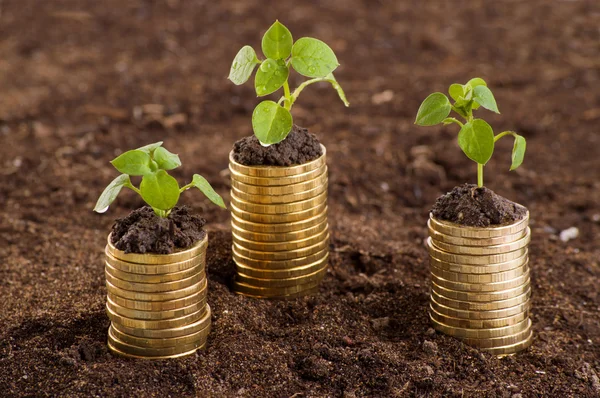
229,145 -> 330,299
104,234 -> 211,359
426,211 -> 533,356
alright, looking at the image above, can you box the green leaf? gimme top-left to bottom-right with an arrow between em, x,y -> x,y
473,85 -> 500,113
458,119 -> 495,164
94,174 -> 130,213
261,20 -> 293,60
255,59 -> 289,96
191,174 -> 226,209
466,77 -> 487,88
136,141 -> 163,154
510,135 -> 526,170
291,37 -> 339,78
324,73 -> 349,106
448,84 -> 465,101
153,146 -> 182,170
229,46 -> 260,85
111,150 -> 152,176
140,170 -> 180,211
251,100 -> 293,145
415,93 -> 451,126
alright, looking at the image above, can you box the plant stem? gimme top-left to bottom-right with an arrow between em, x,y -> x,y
283,81 -> 292,110
477,163 -> 484,187
289,77 -> 327,107
125,182 -> 141,195
179,182 -> 193,193
494,131 -> 518,142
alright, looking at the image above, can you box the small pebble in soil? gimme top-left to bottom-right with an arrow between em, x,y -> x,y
371,317 -> 390,331
422,340 -> 438,355
559,227 -> 579,242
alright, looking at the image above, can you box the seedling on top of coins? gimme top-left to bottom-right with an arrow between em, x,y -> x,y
94,142 -> 226,217
415,78 -> 526,187
228,20 -> 349,145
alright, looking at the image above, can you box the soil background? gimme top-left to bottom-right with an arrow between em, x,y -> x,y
1,1 -> 600,397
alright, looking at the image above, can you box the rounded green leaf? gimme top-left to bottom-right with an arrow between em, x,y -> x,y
467,77 -> 487,88
448,84 -> 465,101
229,46 -> 260,85
261,21 -> 293,60
251,101 -> 293,145
458,119 -> 495,164
111,150 -> 152,176
94,174 -> 130,213
191,174 -> 226,209
291,37 -> 339,78
473,85 -> 500,113
510,135 -> 526,170
415,93 -> 451,126
254,59 -> 289,97
153,146 -> 181,170
140,170 -> 180,211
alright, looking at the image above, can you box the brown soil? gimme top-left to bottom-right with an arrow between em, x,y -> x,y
1,1 -> 600,397
111,206 -> 206,254
431,184 -> 528,227
233,125 -> 322,166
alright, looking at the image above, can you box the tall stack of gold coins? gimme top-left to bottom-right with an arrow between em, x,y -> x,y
426,212 -> 533,356
104,234 -> 211,359
229,145 -> 330,299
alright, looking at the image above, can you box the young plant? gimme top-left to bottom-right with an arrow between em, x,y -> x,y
94,142 -> 226,217
415,78 -> 526,187
228,20 -> 349,145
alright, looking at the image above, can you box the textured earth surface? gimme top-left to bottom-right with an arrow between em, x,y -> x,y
1,1 -> 599,397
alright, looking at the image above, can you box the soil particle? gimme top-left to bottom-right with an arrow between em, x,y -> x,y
431,184 -> 527,227
232,125 -> 323,166
110,206 -> 206,254
422,340 -> 438,355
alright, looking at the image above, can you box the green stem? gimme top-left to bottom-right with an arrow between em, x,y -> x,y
289,77 -> 328,107
283,81 -> 292,110
477,163 -> 484,187
124,182 -> 141,195
179,182 -> 193,193
442,117 -> 464,128
494,131 -> 518,142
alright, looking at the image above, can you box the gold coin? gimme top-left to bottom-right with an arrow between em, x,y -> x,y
427,238 -> 528,265
228,146 -> 326,177
231,201 -> 327,224
231,171 -> 328,196
107,279 -> 207,311
233,277 -> 323,298
431,228 -> 531,255
108,327 -> 207,357
233,234 -> 329,261
105,250 -> 205,275
232,182 -> 327,204
233,246 -> 329,270
430,304 -> 530,329
105,260 -> 203,283
430,288 -> 531,311
105,269 -> 206,293
235,254 -> 329,279
236,262 -> 328,288
230,163 -> 327,187
231,207 -> 328,234
107,304 -> 206,330
428,221 -> 529,247
232,218 -> 328,242
107,295 -> 207,321
112,304 -> 212,339
109,323 -> 210,349
431,296 -> 530,320
232,226 -> 329,252
108,340 -> 206,360
431,270 -> 530,293
430,314 -> 530,339
231,190 -> 327,214
430,262 -> 529,284
106,233 -> 208,265
429,252 -> 528,274
480,331 -> 533,356
429,212 -> 529,239
457,320 -> 532,349
106,279 -> 207,301
432,280 -> 531,302
236,286 -> 320,300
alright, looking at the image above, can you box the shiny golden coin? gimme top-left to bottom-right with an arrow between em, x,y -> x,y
232,226 -> 329,252
428,221 -> 529,247
429,252 -> 528,274
108,327 -> 207,357
429,212 -> 529,239
107,295 -> 207,321
235,254 -> 329,279
105,260 -> 203,284
106,279 -> 207,302
105,269 -> 206,293
481,331 -> 533,356
430,262 -> 529,284
105,250 -> 205,275
232,218 -> 328,242
108,340 -> 206,359
231,201 -> 327,224
233,277 -> 323,298
231,171 -> 328,196
107,279 -> 207,311
237,285 -> 320,300
231,207 -> 328,234
233,234 -> 329,261
431,296 -> 530,320
232,181 -> 327,204
236,262 -> 328,288
107,304 -> 206,330
430,314 -> 530,339
228,146 -> 326,177
109,323 -> 210,349
230,163 -> 327,186
457,320 -> 531,349
233,246 -> 328,270
427,238 -> 528,265
431,269 -> 530,293
432,280 -> 531,302
106,234 -> 208,265
112,305 -> 212,339
431,228 -> 531,255
231,190 -> 327,214
430,304 -> 530,329
430,288 -> 531,311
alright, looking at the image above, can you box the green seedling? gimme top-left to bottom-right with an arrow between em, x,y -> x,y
94,142 -> 226,217
415,78 -> 526,187
228,20 -> 349,145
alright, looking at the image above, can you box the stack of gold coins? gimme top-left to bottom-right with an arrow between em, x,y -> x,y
229,145 -> 330,299
426,212 -> 532,356
104,234 -> 211,359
